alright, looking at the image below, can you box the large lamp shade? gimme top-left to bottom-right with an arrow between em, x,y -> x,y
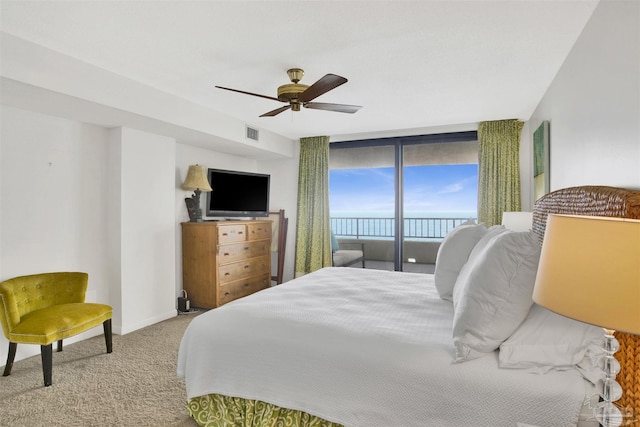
533,214 -> 640,334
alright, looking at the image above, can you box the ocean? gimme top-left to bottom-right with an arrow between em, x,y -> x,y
330,211 -> 478,241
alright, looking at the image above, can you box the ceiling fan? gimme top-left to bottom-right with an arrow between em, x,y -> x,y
215,68 -> 362,117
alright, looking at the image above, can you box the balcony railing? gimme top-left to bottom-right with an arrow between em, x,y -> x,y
331,216 -> 476,240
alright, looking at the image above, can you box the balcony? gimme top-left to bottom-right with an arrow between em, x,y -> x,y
331,216 -> 476,273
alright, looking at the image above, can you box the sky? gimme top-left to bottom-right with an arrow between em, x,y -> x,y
329,164 -> 478,216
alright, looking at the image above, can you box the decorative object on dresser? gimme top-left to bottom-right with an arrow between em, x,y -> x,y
533,214 -> 640,427
182,164 -> 213,222
181,220 -> 272,308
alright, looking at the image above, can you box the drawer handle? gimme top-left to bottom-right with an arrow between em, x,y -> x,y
244,265 -> 250,269
243,283 -> 249,287
244,247 -> 249,251
223,253 -> 230,257
224,272 -> 230,276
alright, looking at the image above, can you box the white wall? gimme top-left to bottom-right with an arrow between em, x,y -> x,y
108,127 -> 177,334
0,106 -> 111,362
527,0 -> 640,193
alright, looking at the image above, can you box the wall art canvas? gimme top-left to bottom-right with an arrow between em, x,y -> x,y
533,121 -> 550,201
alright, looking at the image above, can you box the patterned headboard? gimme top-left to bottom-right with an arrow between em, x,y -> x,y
532,185 -> 640,417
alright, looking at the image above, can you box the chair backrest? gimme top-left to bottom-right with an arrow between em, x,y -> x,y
269,210 -> 288,284
0,272 -> 88,337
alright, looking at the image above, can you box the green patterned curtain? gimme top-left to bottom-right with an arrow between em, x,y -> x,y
295,136 -> 332,276
477,119 -> 524,226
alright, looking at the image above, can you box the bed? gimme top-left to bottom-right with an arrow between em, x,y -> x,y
177,185 -> 640,427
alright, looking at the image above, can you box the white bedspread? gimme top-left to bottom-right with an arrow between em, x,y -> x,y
177,267 -> 586,427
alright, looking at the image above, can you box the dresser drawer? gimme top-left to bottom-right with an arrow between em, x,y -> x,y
218,273 -> 270,306
218,255 -> 270,284
217,240 -> 270,264
217,224 -> 247,244
247,222 -> 271,241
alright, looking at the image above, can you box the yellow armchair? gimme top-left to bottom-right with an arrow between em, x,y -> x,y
0,272 -> 112,386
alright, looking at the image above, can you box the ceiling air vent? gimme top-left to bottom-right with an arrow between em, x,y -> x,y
246,126 -> 259,142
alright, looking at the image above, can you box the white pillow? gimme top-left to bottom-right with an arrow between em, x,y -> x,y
451,225 -> 508,304
434,222 -> 487,301
465,225 -> 508,265
452,230 -> 541,362
499,304 -> 604,376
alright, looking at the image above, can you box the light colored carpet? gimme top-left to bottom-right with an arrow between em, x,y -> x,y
0,311 -> 201,427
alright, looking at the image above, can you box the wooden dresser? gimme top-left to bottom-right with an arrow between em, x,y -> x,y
181,220 -> 271,309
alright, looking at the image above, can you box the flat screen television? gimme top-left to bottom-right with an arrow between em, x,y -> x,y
206,168 -> 270,218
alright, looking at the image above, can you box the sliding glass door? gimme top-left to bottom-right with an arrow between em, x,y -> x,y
330,132 -> 478,272
402,141 -> 479,273
329,144 -> 397,269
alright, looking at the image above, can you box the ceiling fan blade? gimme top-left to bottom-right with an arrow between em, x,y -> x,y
215,86 -> 281,102
298,74 -> 348,103
260,105 -> 292,117
304,102 -> 362,114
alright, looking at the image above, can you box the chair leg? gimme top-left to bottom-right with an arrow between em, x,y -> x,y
104,319 -> 112,353
57,340 -> 63,352
41,344 -> 53,387
3,342 -> 17,377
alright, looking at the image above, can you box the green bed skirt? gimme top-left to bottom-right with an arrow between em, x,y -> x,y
187,394 -> 344,427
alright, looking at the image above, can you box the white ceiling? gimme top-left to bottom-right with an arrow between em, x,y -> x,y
0,0 -> 599,141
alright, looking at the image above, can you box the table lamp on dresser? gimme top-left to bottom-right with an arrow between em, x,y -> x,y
182,164 -> 212,222
533,214 -> 640,427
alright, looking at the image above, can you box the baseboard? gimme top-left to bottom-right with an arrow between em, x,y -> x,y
114,309 -> 178,335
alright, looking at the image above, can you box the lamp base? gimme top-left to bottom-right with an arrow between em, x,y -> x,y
594,329 -> 627,427
184,190 -> 203,222
595,401 -> 623,427
184,197 -> 197,222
